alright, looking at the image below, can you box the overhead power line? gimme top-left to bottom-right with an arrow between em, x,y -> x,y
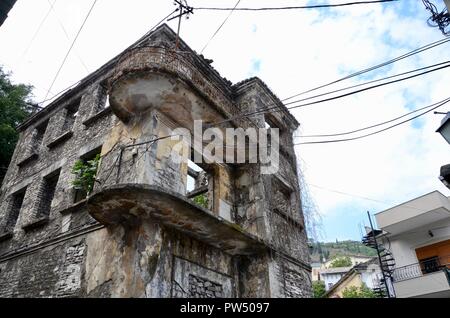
138,8 -> 180,43
200,0 -> 240,54
294,97 -> 450,145
285,60 -> 450,109
282,62 -> 450,109
307,183 -> 424,211
38,7 -> 178,107
295,97 -> 449,138
282,37 -> 450,102
194,0 -> 397,11
47,0 -> 90,74
44,0 -> 98,101
19,0 -> 56,63
210,62 -> 450,127
207,38 -> 450,127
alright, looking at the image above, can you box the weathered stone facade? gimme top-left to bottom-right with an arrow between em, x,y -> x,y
0,24 -> 312,298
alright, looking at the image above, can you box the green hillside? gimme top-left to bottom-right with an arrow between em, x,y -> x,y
310,240 -> 377,263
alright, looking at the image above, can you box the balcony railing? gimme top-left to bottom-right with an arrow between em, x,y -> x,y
393,255 -> 450,282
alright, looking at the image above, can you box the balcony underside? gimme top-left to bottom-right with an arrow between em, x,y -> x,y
376,191 -> 450,235
87,184 -> 266,256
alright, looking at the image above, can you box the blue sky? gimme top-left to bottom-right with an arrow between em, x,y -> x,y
1,0 -> 449,243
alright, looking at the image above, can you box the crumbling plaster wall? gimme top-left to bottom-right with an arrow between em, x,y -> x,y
84,223 -> 236,298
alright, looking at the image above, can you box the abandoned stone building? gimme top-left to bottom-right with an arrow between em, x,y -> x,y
0,24 -> 312,298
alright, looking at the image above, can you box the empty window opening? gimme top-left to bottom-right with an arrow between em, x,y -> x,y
63,98 -> 80,131
32,120 -> 49,152
186,159 -> 211,209
264,115 -> 284,145
104,94 -> 110,109
99,82 -> 110,110
6,188 -> 26,232
264,116 -> 278,129
74,146 -> 102,203
37,169 -> 60,218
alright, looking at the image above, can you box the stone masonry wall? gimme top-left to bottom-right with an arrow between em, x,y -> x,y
0,24 -> 311,298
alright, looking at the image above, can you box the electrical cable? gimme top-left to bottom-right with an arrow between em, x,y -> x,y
18,0 -> 56,64
211,62 -> 450,127
46,0 -> 90,74
35,9 -> 449,112
200,0 -> 240,54
286,60 -> 450,109
44,0 -> 98,101
307,183 -> 426,212
281,37 -> 450,102
194,0 -> 397,11
37,7 -> 179,107
295,95 -> 449,138
294,96 -> 450,145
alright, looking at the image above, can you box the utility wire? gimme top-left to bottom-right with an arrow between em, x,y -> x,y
47,0 -> 90,74
19,0 -> 56,64
194,0 -> 397,11
44,0 -> 98,102
294,97 -> 450,145
38,7 -> 178,107
286,60 -> 450,110
211,62 -> 450,127
282,37 -> 450,102
136,7 -> 180,45
295,87 -> 450,138
267,63 -> 450,112
200,0 -> 240,54
307,183 -> 425,212
34,13 -> 448,110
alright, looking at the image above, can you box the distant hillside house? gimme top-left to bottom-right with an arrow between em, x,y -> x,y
311,255 -> 373,282
325,258 -> 382,298
320,267 -> 353,291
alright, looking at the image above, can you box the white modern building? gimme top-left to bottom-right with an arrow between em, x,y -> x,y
375,191 -> 450,298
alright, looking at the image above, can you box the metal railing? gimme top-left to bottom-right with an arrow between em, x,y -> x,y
393,255 -> 450,282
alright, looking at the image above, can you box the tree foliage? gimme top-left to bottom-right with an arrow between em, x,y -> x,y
329,256 -> 352,268
312,280 -> 326,298
71,154 -> 101,196
342,284 -> 379,298
0,67 -> 34,183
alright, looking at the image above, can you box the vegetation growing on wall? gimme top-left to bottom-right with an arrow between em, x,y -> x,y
71,154 -> 101,196
192,193 -> 208,209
